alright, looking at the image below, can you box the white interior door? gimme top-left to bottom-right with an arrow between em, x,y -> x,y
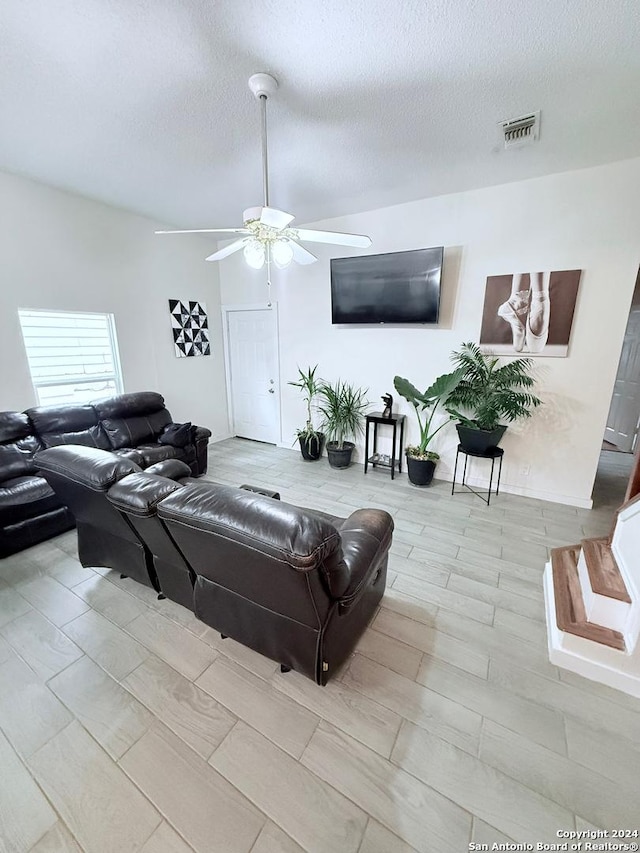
605,304 -> 640,452
225,307 -> 280,443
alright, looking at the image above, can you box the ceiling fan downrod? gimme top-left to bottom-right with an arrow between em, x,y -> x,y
248,73 -> 279,209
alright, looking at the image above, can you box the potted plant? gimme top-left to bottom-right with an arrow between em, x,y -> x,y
394,370 -> 464,486
318,380 -> 369,468
446,341 -> 542,453
288,365 -> 325,461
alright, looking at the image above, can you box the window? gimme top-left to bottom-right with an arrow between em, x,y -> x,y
18,309 -> 124,406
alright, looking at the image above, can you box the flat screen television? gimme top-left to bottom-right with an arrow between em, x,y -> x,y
330,246 -> 443,325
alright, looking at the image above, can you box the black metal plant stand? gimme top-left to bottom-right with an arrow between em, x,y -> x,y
451,444 -> 504,506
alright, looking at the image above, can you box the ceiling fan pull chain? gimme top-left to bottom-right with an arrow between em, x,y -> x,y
266,246 -> 272,307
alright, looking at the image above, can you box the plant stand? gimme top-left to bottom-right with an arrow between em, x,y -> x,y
451,444 -> 504,506
364,413 -> 406,480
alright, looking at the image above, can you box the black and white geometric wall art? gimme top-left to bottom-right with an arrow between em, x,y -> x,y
169,299 -> 210,358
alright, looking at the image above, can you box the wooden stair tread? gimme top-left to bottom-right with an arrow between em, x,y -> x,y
582,537 -> 631,603
550,545 -> 626,652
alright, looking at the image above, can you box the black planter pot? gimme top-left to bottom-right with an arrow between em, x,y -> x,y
406,454 -> 437,486
298,432 -> 325,461
326,441 -> 355,469
456,423 -> 507,454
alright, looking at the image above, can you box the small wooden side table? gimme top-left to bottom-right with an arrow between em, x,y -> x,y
364,412 -> 406,480
451,444 -> 504,506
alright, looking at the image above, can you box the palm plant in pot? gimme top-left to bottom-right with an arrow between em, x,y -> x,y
288,365 -> 325,461
318,380 -> 369,468
446,342 -> 542,453
394,370 -> 464,486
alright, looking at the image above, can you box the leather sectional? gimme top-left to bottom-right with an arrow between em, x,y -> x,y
0,392 -> 211,557
36,445 -> 393,684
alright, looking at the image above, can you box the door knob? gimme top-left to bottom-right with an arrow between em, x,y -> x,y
268,388 -> 275,394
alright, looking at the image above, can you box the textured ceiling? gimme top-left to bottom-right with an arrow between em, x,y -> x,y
1,0 -> 639,228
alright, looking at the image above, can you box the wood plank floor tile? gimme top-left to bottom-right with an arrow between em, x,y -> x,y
343,655 -> 481,754
391,720 -> 572,843
564,717 -> 640,787
446,573 -> 545,622
62,610 -> 150,681
30,821 -> 83,851
251,822 -> 305,853
393,574 -> 495,624
49,656 -> 153,759
0,585 -> 32,627
211,721 -> 367,853
470,817 -> 514,847
123,655 -> 235,760
271,667 -> 401,758
73,574 -> 149,627
493,607 -> 548,645
121,722 -> 264,853
140,821 -> 195,853
358,820 -> 419,853
488,658 -> 640,743
28,721 -> 161,853
373,607 -> 490,678
48,556 -> 95,591
1,609 -> 83,680
0,728 -> 57,852
379,587 -> 438,625
16,576 -> 90,626
302,721 -> 471,853
0,655 -> 72,758
355,625 -> 423,679
196,656 -> 318,758
480,720 -> 640,829
125,610 -> 217,681
416,656 -> 567,754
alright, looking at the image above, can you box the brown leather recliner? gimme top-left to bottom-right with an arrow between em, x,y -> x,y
155,483 -> 393,684
34,445 -> 190,590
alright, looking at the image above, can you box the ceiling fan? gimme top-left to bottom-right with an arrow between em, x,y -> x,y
156,73 -> 372,270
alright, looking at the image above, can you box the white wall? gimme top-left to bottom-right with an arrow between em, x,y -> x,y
0,170 -> 228,440
220,157 -> 640,507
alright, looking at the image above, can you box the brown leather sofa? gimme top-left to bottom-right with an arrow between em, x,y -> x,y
37,445 -> 394,684
0,391 -> 211,557
35,446 -> 192,590
0,412 -> 75,557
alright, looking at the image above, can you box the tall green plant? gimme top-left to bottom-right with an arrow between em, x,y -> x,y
318,380 -> 369,450
394,370 -> 464,460
288,365 -> 322,444
446,342 -> 542,431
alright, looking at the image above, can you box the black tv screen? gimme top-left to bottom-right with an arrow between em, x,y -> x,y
331,246 -> 443,325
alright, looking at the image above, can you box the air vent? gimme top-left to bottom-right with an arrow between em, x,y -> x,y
500,111 -> 540,148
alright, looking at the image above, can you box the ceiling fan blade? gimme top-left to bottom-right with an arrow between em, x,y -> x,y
205,238 -> 247,262
260,207 -> 296,230
155,227 -> 250,235
290,241 -> 318,265
294,228 -> 372,249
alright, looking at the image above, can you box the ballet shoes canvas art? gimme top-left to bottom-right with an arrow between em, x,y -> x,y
479,269 -> 582,357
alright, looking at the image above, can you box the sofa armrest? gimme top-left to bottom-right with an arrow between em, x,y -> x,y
108,472 -> 183,518
194,425 -> 212,441
334,509 -> 394,611
146,459 -> 192,480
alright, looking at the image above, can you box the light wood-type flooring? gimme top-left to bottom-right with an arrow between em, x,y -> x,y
0,439 -> 638,852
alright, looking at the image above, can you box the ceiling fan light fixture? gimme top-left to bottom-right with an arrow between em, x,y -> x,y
271,239 -> 294,269
243,239 -> 265,269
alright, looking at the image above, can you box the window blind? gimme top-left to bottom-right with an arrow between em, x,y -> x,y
18,309 -> 123,406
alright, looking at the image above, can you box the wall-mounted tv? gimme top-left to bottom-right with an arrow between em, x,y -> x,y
330,246 -> 443,325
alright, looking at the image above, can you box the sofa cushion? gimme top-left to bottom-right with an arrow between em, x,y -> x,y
0,412 -> 42,480
132,444 -> 182,466
25,404 -> 110,450
35,445 -> 141,492
0,475 -> 61,525
93,391 -> 172,450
